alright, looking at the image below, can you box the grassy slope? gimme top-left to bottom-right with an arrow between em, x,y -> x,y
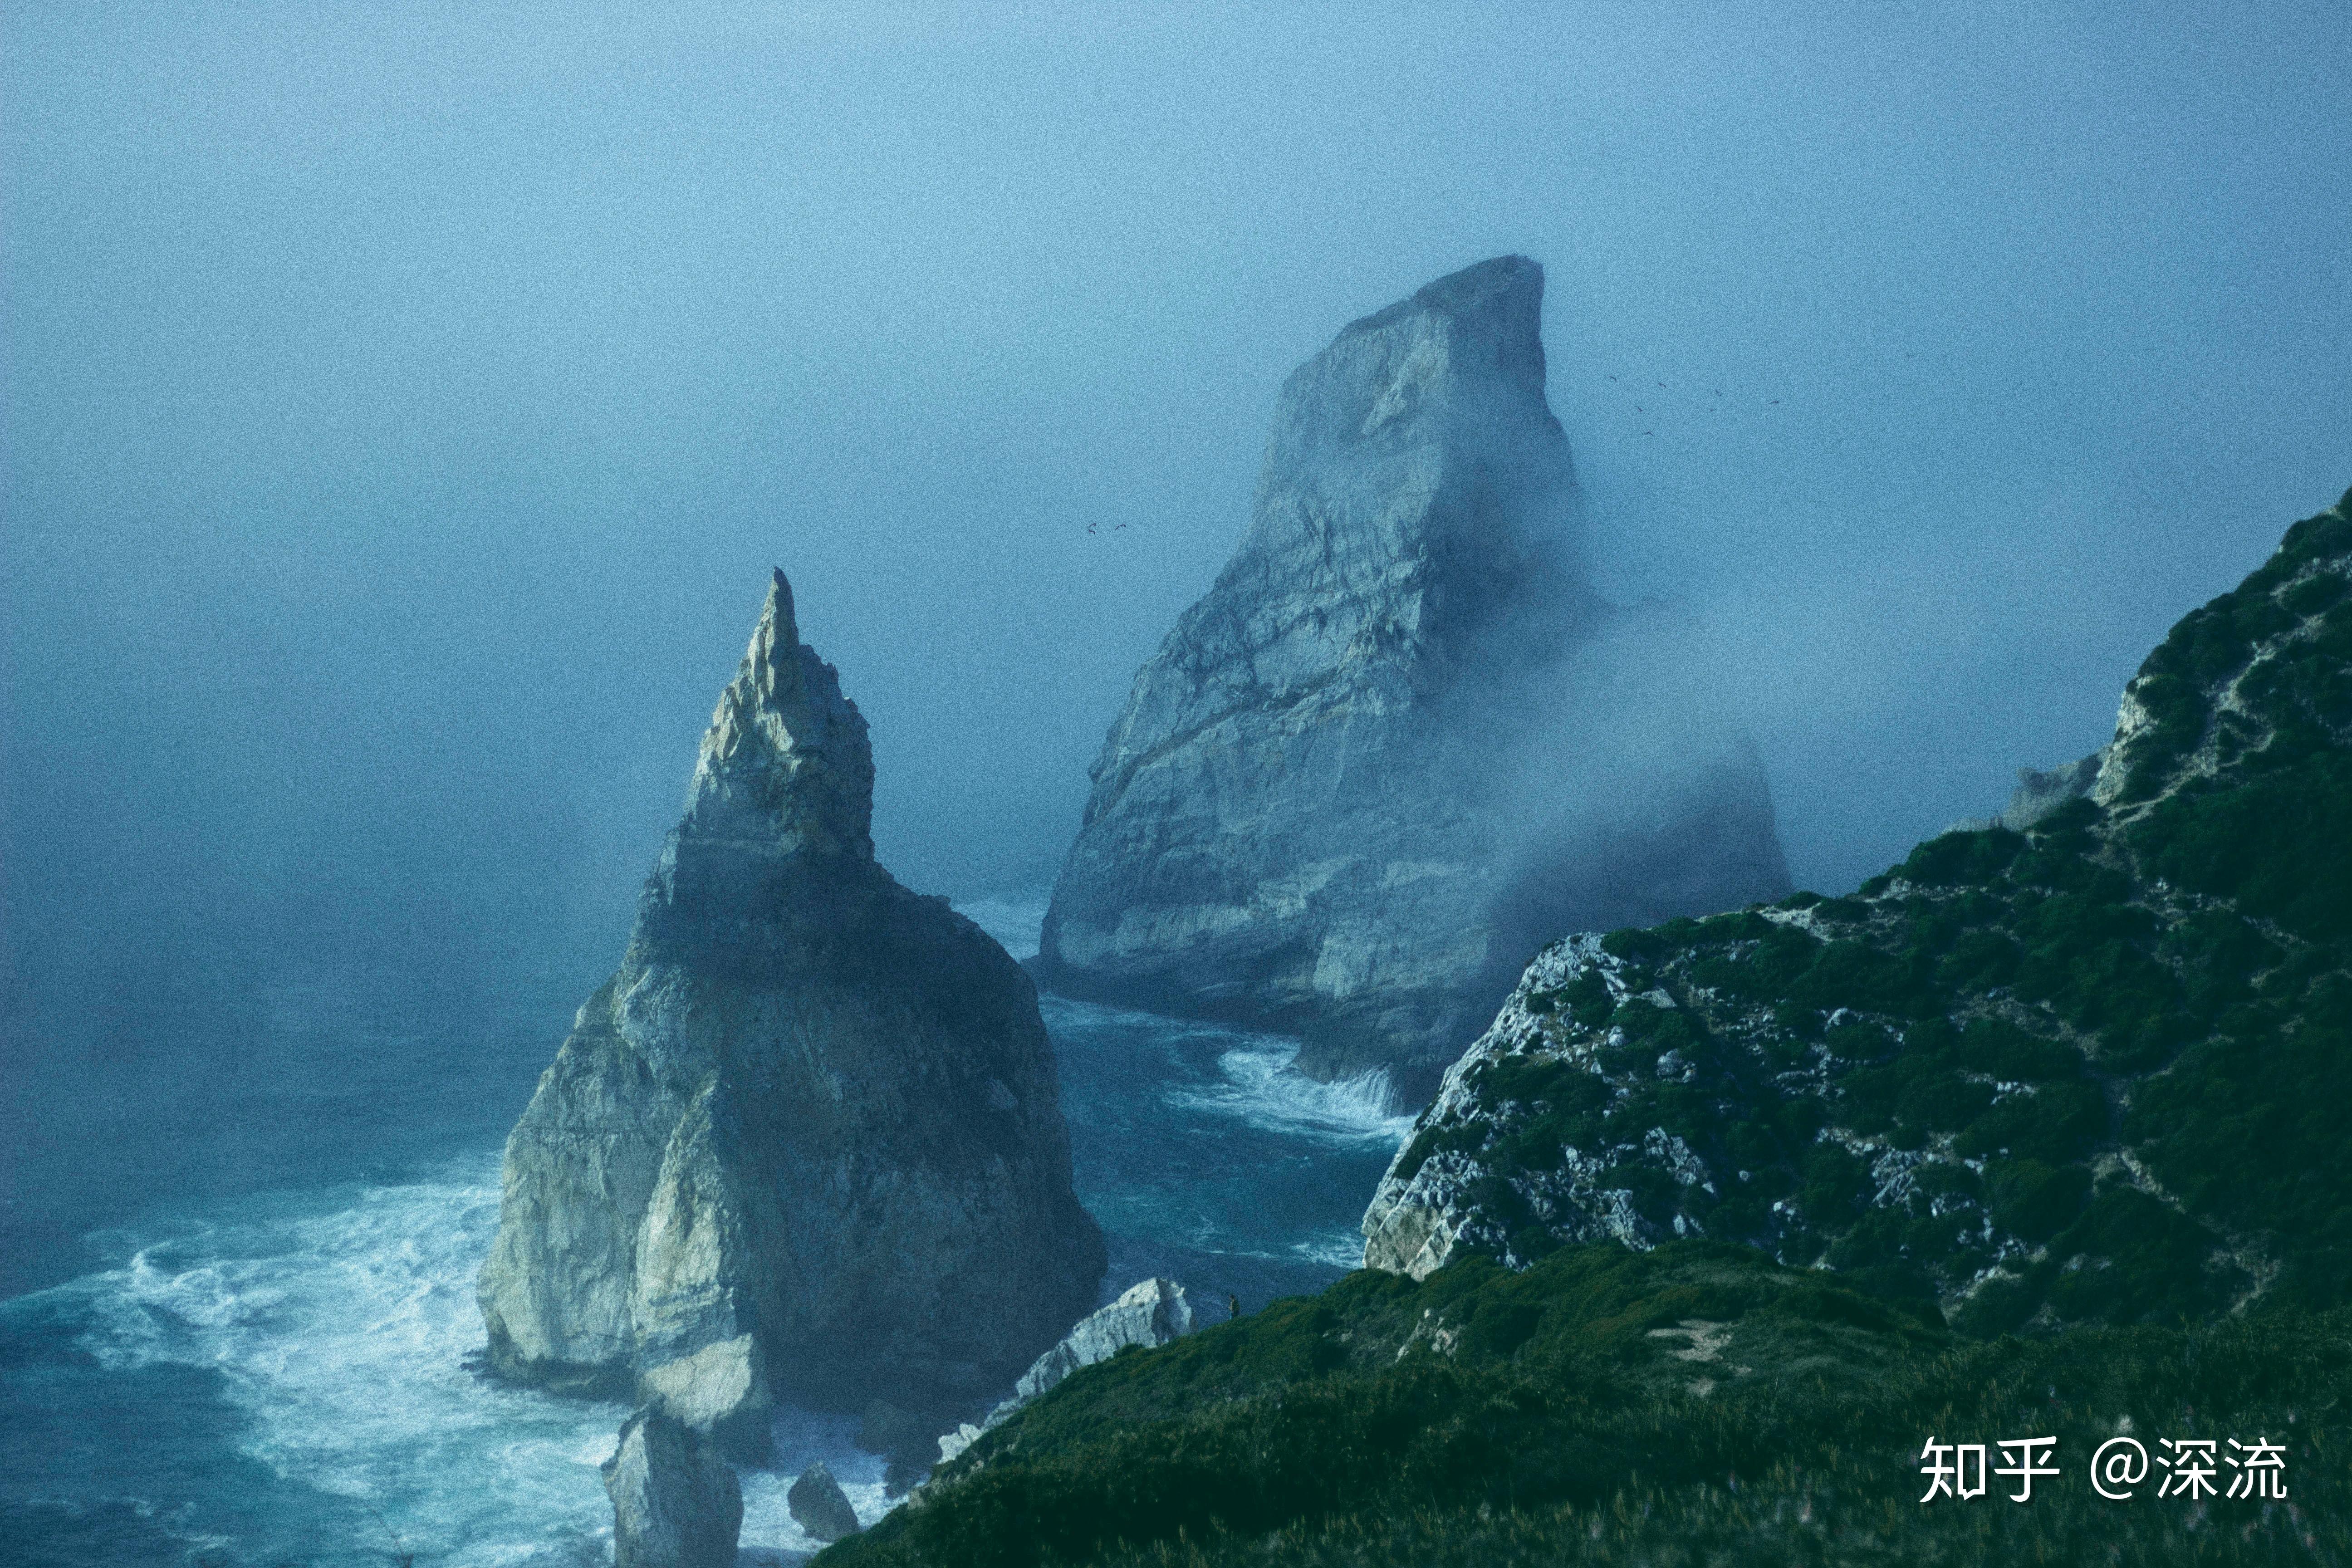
821,492 -> 2352,1566
825,1243 -> 2352,1566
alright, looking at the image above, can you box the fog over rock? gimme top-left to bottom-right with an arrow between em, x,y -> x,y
478,571 -> 1104,1454
1037,257 -> 1791,1102
1364,492 -> 2352,1330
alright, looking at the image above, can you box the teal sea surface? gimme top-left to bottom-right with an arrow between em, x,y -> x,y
0,895 -> 1411,1567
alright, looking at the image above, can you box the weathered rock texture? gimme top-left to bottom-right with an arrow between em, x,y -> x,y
1036,256 -> 1790,1103
1946,751 -> 2107,837
936,1277 -> 1196,1465
603,1406 -> 743,1568
787,1458 -> 862,1543
479,572 -> 1105,1454
1365,492 -> 2352,1334
1007,1276 -> 1195,1403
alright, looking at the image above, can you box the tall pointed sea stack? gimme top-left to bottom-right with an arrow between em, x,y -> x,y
479,572 -> 1104,1454
1036,257 -> 1791,1102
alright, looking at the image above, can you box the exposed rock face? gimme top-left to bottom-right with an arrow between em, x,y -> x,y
1947,751 -> 2108,836
1360,935 -> 1641,1282
1036,256 -> 1790,1102
2001,752 -> 2105,829
603,1406 -> 743,1568
1364,493 -> 2352,1333
479,572 -> 1106,1454
1008,1275 -> 1195,1402
937,1278 -> 1196,1465
786,1459 -> 862,1543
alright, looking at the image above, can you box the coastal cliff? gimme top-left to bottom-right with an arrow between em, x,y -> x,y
813,488 -> 2352,1568
1035,256 -> 1789,1102
478,572 -> 1104,1454
1364,492 -> 2352,1332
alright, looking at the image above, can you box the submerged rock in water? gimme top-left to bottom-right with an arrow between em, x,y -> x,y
786,1458 -> 862,1543
1036,256 -> 1790,1102
939,1277 -> 1196,1464
603,1406 -> 743,1568
479,571 -> 1106,1455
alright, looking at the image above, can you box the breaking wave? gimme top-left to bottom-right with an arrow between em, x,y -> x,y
1170,1039 -> 1417,1147
20,1159 -> 623,1568
6,1158 -> 891,1568
3,968 -> 1397,1567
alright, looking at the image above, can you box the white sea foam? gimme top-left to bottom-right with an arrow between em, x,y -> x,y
48,1156 -> 902,1568
67,1158 -> 625,1567
1170,1039 -> 1417,1147
738,1403 -> 894,1559
1289,1231 -> 1373,1270
11,957 -> 1397,1566
1046,986 -> 1414,1142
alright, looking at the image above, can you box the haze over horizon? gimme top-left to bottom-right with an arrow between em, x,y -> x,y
8,0 -> 2352,1019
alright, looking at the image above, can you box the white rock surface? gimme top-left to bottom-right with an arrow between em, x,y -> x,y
937,1278 -> 1196,1465
1009,1277 -> 1196,1402
1362,934 -> 1651,1277
478,572 -> 1105,1456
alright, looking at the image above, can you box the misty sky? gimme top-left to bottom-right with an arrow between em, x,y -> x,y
8,1 -> 2352,1006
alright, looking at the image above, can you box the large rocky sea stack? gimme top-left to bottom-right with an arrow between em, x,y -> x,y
1035,256 -> 1791,1101
478,572 -> 1104,1454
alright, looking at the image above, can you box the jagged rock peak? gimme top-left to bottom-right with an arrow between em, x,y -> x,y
1361,250 -> 1542,323
935,1278 -> 1197,1466
684,568 -> 874,861
1362,492 -> 2352,1329
478,565 -> 1104,1455
1009,1276 -> 1195,1404
1038,258 -> 1788,1099
1246,253 -> 1577,634
1305,252 -> 1554,445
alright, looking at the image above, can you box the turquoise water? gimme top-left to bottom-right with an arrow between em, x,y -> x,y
0,896 -> 1411,1567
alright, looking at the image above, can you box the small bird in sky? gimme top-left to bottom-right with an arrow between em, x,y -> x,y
1643,430 -> 1654,437
1656,381 -> 1666,388
1115,524 -> 1128,531
1770,399 -> 1781,405
1087,522 -> 1098,534
1636,405 -> 1644,413
1607,374 -> 1618,382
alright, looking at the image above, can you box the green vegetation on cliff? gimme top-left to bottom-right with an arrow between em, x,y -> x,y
1373,491 -> 2352,1332
824,492 -> 2352,1567
824,1242 -> 2352,1567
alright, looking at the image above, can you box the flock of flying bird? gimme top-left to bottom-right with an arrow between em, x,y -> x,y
1606,373 -> 1780,437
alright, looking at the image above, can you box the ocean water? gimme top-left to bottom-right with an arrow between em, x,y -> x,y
0,894 -> 1413,1567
